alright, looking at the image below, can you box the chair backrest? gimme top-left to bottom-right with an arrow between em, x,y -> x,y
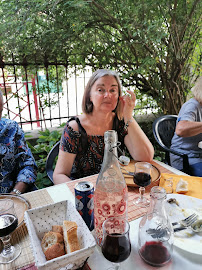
152,115 -> 178,151
45,141 -> 60,183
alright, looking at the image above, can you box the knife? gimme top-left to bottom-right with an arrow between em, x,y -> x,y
174,227 -> 187,232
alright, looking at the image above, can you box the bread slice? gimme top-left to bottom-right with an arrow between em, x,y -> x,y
52,225 -> 63,236
63,221 -> 80,253
176,178 -> 188,194
41,231 -> 65,260
43,242 -> 65,260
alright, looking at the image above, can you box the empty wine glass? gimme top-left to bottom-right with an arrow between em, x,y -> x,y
101,216 -> 131,270
0,199 -> 21,264
133,162 -> 152,207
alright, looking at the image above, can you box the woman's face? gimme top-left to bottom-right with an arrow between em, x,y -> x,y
90,75 -> 119,113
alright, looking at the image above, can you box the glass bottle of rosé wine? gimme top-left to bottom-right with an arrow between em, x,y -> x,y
94,130 -> 128,245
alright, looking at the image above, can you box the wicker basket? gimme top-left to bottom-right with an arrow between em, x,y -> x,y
24,200 -> 96,270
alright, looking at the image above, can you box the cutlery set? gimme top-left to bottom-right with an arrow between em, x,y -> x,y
121,168 -> 200,234
172,213 -> 199,232
146,213 -> 199,238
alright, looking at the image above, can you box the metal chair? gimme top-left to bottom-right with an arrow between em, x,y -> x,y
152,115 -> 190,174
45,141 -> 60,183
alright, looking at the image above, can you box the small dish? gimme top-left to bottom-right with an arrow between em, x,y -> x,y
123,163 -> 161,187
119,156 -> 130,166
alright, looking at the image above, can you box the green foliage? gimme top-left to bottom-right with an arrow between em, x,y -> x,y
0,0 -> 201,114
27,127 -> 64,189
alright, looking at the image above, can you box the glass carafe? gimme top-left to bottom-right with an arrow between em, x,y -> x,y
138,186 -> 173,266
94,130 -> 128,245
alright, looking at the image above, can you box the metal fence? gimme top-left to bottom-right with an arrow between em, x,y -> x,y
0,54 -> 158,131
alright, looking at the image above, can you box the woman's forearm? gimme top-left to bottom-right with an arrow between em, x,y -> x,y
53,151 -> 75,185
53,173 -> 72,185
124,119 -> 154,162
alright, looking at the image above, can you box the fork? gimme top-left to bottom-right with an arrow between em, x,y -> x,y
172,213 -> 198,227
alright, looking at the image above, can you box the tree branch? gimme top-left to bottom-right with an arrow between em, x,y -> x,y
179,0 -> 201,41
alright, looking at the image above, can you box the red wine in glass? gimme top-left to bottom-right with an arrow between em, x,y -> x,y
139,241 -> 171,266
133,162 -> 152,207
0,214 -> 18,237
133,172 -> 151,187
102,233 -> 131,263
101,217 -> 131,269
0,199 -> 21,264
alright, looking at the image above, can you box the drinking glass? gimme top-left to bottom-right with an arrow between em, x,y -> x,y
101,217 -> 131,270
0,199 -> 21,263
133,162 -> 152,207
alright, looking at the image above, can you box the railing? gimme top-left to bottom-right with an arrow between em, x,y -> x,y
0,54 -> 159,131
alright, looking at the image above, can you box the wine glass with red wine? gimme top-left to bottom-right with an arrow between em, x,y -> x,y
133,162 -> 152,207
101,217 -> 131,270
0,199 -> 21,264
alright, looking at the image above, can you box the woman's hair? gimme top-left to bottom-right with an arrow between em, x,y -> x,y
191,76 -> 202,103
82,69 -> 123,119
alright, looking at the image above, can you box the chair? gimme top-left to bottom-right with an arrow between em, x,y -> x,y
45,141 -> 60,183
152,115 -> 190,174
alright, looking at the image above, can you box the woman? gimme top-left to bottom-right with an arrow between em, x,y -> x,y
0,90 -> 37,194
53,69 -> 154,184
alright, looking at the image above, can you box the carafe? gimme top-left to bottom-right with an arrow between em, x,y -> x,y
138,186 -> 173,266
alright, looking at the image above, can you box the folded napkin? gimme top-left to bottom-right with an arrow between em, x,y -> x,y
160,173 -> 202,199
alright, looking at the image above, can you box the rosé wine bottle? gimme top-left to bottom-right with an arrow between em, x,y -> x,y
94,130 -> 128,245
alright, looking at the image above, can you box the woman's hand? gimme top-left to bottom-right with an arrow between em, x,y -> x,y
119,90 -> 136,120
119,90 -> 154,162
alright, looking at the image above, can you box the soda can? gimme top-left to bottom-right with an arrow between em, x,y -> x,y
74,181 -> 94,231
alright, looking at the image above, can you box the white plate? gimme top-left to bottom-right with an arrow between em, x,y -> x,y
166,194 -> 202,255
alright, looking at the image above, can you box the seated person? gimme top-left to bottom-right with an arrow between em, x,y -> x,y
53,69 -> 154,183
0,90 -> 37,194
170,76 -> 202,176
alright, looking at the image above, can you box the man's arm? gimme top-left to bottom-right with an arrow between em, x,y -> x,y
176,120 -> 202,137
12,125 -> 37,193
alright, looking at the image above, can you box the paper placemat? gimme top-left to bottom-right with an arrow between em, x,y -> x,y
0,189 -> 54,270
159,173 -> 202,199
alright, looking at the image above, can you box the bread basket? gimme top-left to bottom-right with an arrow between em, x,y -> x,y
24,200 -> 96,270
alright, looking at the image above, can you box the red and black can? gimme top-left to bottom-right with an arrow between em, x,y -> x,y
74,181 -> 94,231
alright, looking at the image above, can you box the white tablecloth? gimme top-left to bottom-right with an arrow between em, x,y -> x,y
47,162 -> 202,270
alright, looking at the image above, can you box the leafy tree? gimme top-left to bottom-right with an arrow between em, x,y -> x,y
0,0 -> 201,114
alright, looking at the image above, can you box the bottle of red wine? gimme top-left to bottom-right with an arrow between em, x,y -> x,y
138,186 -> 173,266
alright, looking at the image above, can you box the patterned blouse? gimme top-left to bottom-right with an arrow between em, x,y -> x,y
60,115 -> 128,179
0,118 -> 37,194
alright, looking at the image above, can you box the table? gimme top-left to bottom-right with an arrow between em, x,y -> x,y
4,160 -> 202,270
